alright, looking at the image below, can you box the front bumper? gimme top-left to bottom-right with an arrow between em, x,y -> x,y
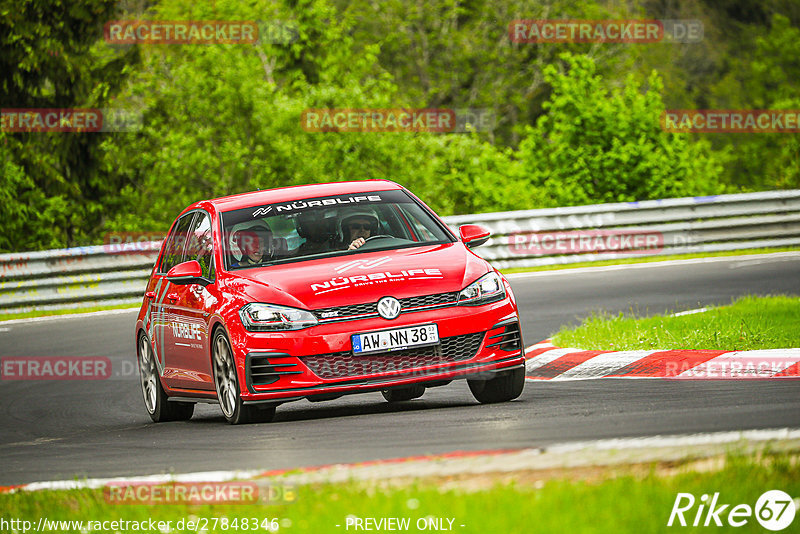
233,299 -> 524,402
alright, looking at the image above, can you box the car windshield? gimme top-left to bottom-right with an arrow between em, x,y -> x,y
220,189 -> 454,269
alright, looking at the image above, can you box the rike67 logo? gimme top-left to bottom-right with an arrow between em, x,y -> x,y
668,490 -> 796,530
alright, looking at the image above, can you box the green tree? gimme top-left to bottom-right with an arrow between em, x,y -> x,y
709,13 -> 800,189
0,134 -> 60,251
515,53 -> 725,206
0,0 -> 139,251
5,0 -> 798,252
100,0 -> 535,233
333,0 -> 633,147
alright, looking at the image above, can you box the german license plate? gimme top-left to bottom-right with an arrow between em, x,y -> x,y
351,324 -> 439,355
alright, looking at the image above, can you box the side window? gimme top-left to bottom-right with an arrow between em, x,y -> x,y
159,213 -> 195,274
399,206 -> 437,241
185,212 -> 215,280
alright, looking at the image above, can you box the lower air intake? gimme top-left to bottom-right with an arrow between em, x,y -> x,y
485,321 -> 522,352
301,332 -> 484,380
246,355 -> 302,386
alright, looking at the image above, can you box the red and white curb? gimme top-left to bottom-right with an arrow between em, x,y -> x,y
525,341 -> 800,380
2,428 -> 799,493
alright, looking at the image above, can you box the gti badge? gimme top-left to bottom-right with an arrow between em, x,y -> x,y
377,296 -> 401,320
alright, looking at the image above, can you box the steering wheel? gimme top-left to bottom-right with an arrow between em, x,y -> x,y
362,234 -> 394,243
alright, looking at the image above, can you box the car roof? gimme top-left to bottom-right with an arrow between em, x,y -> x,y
196,180 -> 404,213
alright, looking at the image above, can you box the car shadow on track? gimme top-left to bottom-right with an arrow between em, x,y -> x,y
184,394 -> 515,426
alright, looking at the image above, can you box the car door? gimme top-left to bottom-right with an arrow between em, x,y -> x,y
146,212 -> 195,383
162,210 -> 216,391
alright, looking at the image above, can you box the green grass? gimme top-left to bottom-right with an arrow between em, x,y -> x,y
552,295 -> 800,351
0,302 -> 139,322
500,246 -> 799,274
0,451 -> 797,533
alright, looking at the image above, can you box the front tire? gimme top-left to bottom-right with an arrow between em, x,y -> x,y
381,386 -> 425,402
212,328 -> 276,424
468,366 -> 525,404
137,332 -> 194,422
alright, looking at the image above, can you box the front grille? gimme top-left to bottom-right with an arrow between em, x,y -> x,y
312,291 -> 459,321
301,332 -> 484,379
314,301 -> 376,319
247,354 -> 303,386
401,292 -> 459,309
485,321 -> 522,352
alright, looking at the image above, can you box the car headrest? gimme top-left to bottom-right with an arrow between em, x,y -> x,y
272,237 -> 288,258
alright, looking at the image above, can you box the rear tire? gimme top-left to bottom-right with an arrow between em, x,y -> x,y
468,366 -> 525,404
137,332 -> 195,422
212,328 -> 276,424
381,386 -> 425,402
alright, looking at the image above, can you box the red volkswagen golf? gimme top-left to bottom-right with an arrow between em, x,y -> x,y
135,180 -> 525,424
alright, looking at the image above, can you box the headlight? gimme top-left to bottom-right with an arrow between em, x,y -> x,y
239,303 -> 318,331
458,272 -> 506,306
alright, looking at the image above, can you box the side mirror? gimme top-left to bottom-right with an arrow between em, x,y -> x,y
166,260 -> 206,285
459,224 -> 491,248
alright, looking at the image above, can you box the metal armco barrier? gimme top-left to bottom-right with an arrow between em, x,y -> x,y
1,190 -> 798,314
0,244 -> 160,314
447,189 -> 800,269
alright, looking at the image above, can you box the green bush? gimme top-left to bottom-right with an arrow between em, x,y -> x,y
515,53 -> 726,207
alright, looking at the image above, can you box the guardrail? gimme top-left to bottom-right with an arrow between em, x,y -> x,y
450,189 -> 800,269
0,244 -> 160,314
1,190 -> 798,314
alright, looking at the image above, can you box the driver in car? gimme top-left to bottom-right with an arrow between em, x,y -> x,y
340,211 -> 380,250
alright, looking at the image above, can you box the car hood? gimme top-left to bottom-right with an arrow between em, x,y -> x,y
227,243 -> 490,309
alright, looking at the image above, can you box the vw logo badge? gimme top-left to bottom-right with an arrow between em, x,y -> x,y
377,296 -> 401,320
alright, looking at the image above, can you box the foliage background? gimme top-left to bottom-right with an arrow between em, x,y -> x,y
1,0 -> 798,251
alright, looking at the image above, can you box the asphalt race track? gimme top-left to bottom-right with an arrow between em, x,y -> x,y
1,254 -> 799,485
